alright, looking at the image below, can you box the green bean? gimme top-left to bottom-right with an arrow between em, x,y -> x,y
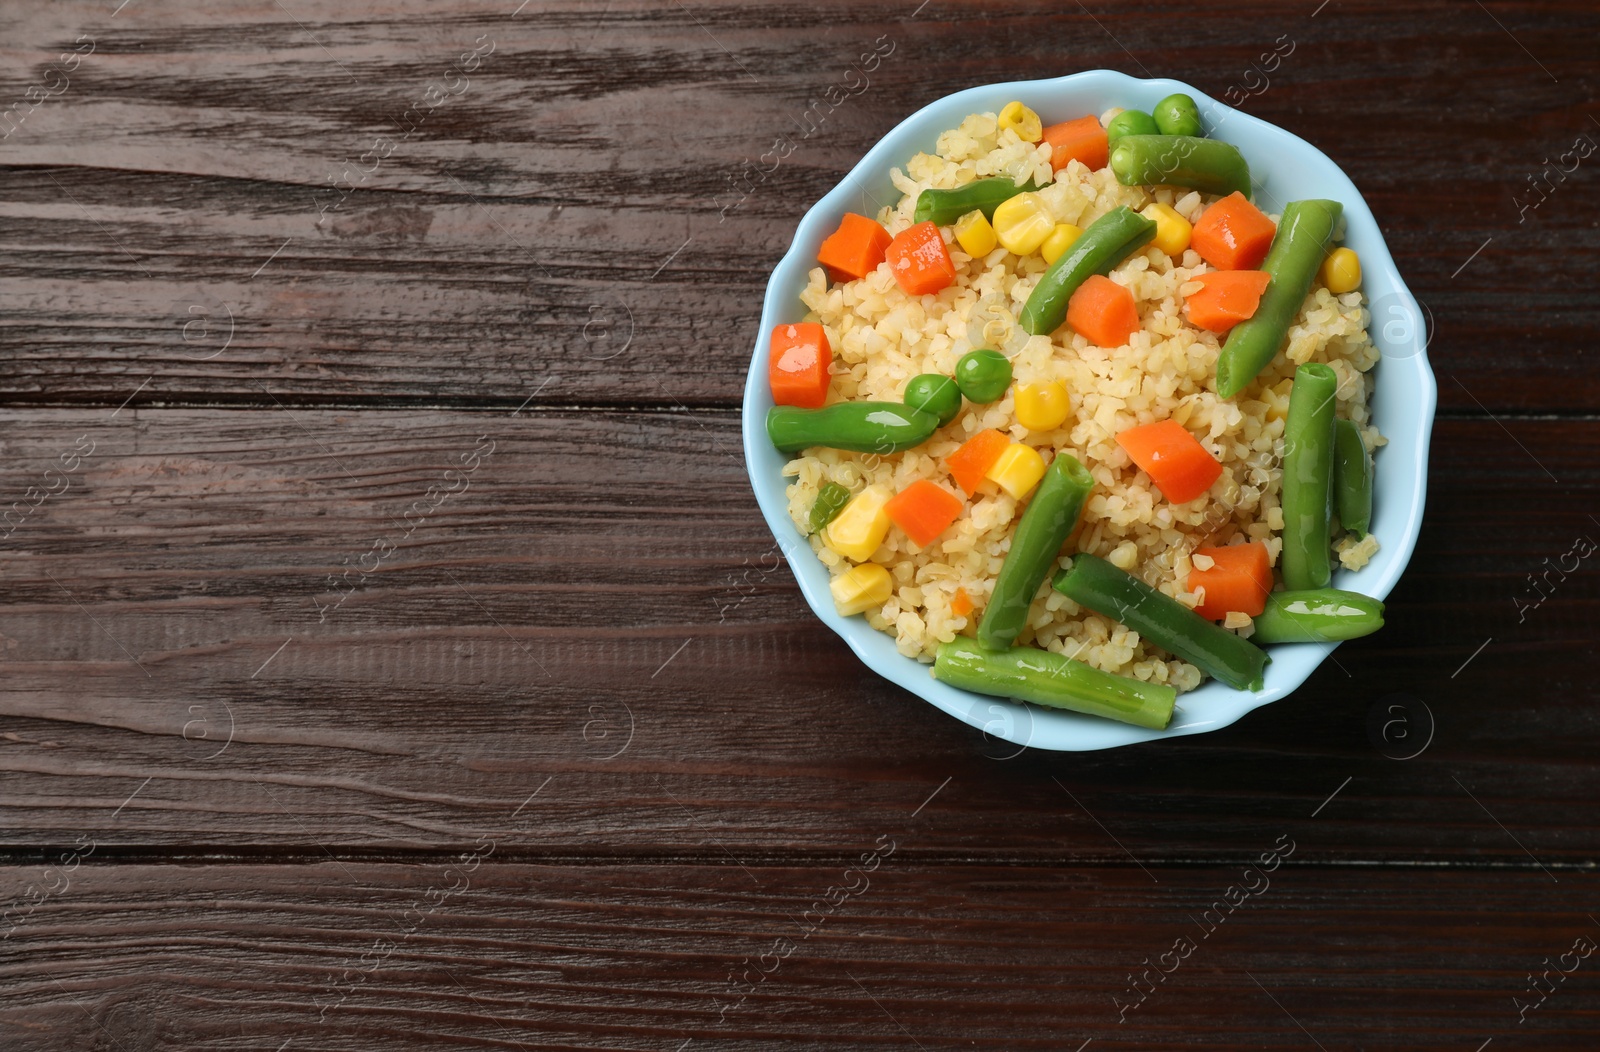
913,176 -> 1042,226
1019,206 -> 1157,336
903,373 -> 962,425
1333,418 -> 1372,537
1052,553 -> 1270,692
953,349 -> 1012,403
766,402 -> 939,454
1152,93 -> 1203,137
977,454 -> 1094,650
1280,363 -> 1338,591
1250,589 -> 1385,644
808,481 -> 852,533
1106,109 -> 1159,143
1215,200 -> 1343,398
1109,135 -> 1250,197
933,638 -> 1175,730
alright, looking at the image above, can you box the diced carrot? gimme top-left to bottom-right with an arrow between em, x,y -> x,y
1184,269 -> 1272,334
1066,274 -> 1141,348
945,428 -> 1010,497
1115,419 -> 1223,504
885,479 -> 964,548
1041,115 -> 1109,172
768,322 -> 832,408
818,213 -> 893,283
950,587 -> 974,618
885,221 -> 958,296
1190,192 -> 1277,271
1187,541 -> 1273,620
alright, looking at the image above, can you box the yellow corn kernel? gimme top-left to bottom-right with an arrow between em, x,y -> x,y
985,443 -> 1047,500
1140,203 -> 1192,256
1321,247 -> 1362,293
830,562 -> 893,616
1040,223 -> 1083,265
820,484 -> 892,562
1014,381 -> 1070,432
1263,377 -> 1295,423
997,101 -> 1043,143
991,192 -> 1056,256
953,209 -> 998,258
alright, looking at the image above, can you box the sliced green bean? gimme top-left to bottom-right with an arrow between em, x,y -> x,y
1215,199 -> 1343,398
977,454 -> 1094,651
1250,589 -> 1385,644
766,402 -> 939,454
1152,93 -> 1203,137
1018,206 -> 1157,336
808,481 -> 851,534
1106,109 -> 1159,143
1109,135 -> 1250,197
1052,553 -> 1269,692
933,637 -> 1175,730
1333,418 -> 1372,537
913,176 -> 1042,226
1280,363 -> 1338,591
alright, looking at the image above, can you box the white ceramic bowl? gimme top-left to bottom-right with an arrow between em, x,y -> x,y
741,71 -> 1435,751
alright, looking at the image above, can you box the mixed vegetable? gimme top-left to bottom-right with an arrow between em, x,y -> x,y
764,94 -> 1386,730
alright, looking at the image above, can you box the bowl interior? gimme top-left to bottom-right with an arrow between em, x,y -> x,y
742,70 -> 1435,752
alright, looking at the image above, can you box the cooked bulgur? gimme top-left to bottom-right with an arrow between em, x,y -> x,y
782,111 -> 1383,689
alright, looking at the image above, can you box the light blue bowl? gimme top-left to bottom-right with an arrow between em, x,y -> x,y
741,71 -> 1435,752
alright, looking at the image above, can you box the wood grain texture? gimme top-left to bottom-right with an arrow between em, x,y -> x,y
1,2 -> 1596,1047
0,408 -> 1593,862
0,1 -> 1595,409
3,862 -> 1598,1050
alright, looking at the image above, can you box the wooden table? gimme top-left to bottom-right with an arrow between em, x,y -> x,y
2,1 -> 1596,1047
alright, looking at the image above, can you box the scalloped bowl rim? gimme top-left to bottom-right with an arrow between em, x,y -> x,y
741,70 -> 1435,752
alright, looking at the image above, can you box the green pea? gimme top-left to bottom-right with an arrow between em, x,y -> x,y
1106,109 -> 1159,143
903,373 -> 963,426
954,349 -> 1012,404
1152,93 -> 1203,137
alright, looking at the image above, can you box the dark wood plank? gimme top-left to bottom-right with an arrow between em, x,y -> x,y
0,407 -> 1594,862
0,1 -> 1594,410
1,3 -> 1592,1047
2,861 -> 1596,1049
